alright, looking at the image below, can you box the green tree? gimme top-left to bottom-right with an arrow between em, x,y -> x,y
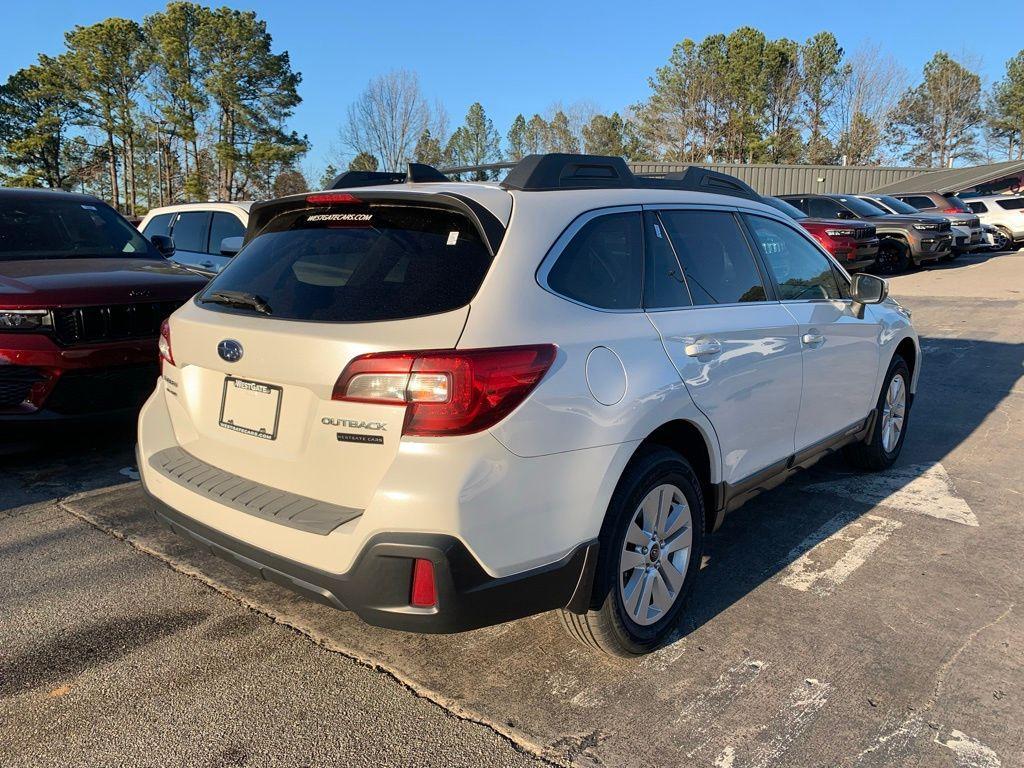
272,167 -> 307,196
890,52 -> 983,167
506,114 -> 528,160
837,111 -> 881,165
318,163 -> 338,188
0,55 -> 80,188
445,103 -> 500,179
545,110 -> 578,152
801,32 -> 848,164
145,2 -> 211,200
413,128 -> 442,166
65,18 -> 152,212
990,50 -> 1024,160
349,152 -> 378,171
761,38 -> 803,163
582,112 -> 627,155
197,7 -> 304,199
524,114 -> 547,155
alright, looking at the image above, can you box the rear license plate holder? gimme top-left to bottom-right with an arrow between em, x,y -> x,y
218,377 -> 282,440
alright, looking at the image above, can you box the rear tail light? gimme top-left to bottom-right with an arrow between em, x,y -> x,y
333,344 -> 557,437
410,559 -> 437,608
942,206 -> 966,213
158,319 -> 174,367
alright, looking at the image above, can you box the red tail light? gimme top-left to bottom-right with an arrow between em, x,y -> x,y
306,192 -> 362,205
333,344 -> 557,437
158,319 -> 174,367
942,206 -> 966,213
410,559 -> 437,608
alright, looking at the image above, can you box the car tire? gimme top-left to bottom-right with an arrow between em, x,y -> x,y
558,446 -> 705,657
995,227 -> 1013,252
874,240 -> 910,275
844,356 -> 911,472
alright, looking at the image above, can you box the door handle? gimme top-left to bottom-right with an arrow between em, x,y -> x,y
684,339 -> 722,357
802,332 -> 825,346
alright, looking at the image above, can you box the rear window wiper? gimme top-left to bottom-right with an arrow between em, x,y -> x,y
200,290 -> 273,315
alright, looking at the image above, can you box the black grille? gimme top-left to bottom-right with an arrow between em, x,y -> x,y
0,366 -> 44,408
855,226 -> 876,240
937,221 -> 951,232
52,301 -> 182,346
44,364 -> 159,415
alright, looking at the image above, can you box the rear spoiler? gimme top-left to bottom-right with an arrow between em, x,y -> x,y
328,163 -> 450,189
244,190 -> 506,256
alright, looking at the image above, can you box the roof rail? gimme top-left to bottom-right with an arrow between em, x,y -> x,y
499,153 -> 759,199
330,162 -> 450,190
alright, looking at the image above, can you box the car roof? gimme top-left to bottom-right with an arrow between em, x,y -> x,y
0,187 -> 106,205
144,201 -> 254,217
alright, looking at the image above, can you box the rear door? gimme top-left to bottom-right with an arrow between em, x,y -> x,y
741,213 -> 880,451
163,197 -> 499,510
643,207 -> 803,486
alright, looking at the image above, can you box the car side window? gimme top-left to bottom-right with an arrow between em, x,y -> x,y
657,210 -> 767,305
743,215 -> 841,301
207,212 -> 245,255
900,195 -> 933,210
643,211 -> 691,309
546,212 -> 643,310
170,211 -> 211,252
806,197 -> 846,219
142,213 -> 173,238
968,202 -> 987,213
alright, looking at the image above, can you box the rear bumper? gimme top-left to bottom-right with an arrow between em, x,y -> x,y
144,471 -> 598,633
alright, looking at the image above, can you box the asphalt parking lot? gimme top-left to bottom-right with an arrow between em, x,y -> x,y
2,250 -> 1022,768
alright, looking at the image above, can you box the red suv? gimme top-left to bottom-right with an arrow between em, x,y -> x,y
1,189 -> 207,426
763,196 -> 879,271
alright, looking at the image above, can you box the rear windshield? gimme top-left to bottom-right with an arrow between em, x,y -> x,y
200,203 -> 493,322
0,197 -> 151,261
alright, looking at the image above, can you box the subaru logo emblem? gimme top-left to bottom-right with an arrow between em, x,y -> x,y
218,339 -> 243,363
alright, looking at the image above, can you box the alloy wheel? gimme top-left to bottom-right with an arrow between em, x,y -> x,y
881,373 -> 907,453
619,484 -> 692,626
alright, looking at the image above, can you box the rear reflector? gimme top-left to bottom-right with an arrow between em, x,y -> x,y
332,345 -> 557,436
158,319 -> 174,367
305,192 -> 363,205
410,559 -> 436,608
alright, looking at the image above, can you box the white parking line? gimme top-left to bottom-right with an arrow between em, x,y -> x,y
936,729 -> 1002,768
803,462 -> 978,527
779,511 -> 902,596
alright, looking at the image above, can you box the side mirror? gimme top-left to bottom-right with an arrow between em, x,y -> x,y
220,236 -> 243,257
851,273 -> 888,318
150,234 -> 175,258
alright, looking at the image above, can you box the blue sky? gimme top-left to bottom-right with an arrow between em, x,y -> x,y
4,0 -> 1023,174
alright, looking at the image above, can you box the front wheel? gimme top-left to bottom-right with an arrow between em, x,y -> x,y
559,447 -> 705,657
844,356 -> 911,471
874,240 -> 909,275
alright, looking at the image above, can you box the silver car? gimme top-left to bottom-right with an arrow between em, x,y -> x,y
960,194 -> 1024,249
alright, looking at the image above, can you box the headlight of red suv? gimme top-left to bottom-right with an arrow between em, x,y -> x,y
0,309 -> 52,331
824,228 -> 858,238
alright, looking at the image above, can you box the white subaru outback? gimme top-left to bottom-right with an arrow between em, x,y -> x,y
139,154 -> 919,656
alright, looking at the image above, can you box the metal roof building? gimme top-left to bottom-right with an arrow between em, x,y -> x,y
869,160 -> 1024,194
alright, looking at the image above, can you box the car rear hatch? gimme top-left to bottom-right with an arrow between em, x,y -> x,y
159,190 -> 508,512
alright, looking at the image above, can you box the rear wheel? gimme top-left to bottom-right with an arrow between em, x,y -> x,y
559,447 -> 705,657
874,240 -> 909,275
845,356 -> 911,471
995,227 -> 1014,251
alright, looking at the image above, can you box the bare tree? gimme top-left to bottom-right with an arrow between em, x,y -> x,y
835,43 -> 908,164
545,100 -> 599,152
340,70 -> 430,171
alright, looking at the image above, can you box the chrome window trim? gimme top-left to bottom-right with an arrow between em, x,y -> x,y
535,205 -> 645,314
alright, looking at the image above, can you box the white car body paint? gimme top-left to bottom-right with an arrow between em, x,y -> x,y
138,175 -> 920,622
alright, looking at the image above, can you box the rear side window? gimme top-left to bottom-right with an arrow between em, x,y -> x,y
744,215 -> 841,301
658,210 -> 766,305
171,211 -> 210,252
898,195 -> 934,210
546,212 -> 642,309
997,198 -> 1024,210
807,197 -> 847,219
201,203 -> 492,322
142,212 -> 173,237
968,202 -> 988,213
644,212 -> 691,309
208,212 -> 245,254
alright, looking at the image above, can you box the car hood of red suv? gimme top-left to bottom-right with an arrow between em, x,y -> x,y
0,257 -> 208,309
